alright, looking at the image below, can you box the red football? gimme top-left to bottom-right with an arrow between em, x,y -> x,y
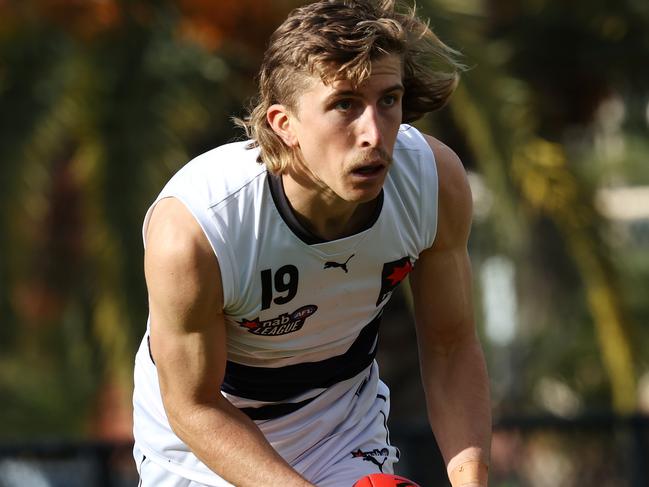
353,473 -> 421,487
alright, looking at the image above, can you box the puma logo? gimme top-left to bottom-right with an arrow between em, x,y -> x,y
323,254 -> 355,273
350,448 -> 389,472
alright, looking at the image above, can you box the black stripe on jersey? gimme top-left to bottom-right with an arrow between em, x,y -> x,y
221,314 -> 382,402
267,172 -> 383,245
239,395 -> 318,420
137,454 -> 146,487
147,335 -> 155,365
379,409 -> 400,460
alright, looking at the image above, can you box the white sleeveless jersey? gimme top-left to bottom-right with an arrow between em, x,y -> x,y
133,124 -> 438,485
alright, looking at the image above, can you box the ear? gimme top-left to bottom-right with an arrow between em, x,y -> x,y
267,104 -> 298,147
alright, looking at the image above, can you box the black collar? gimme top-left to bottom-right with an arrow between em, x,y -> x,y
267,172 -> 383,245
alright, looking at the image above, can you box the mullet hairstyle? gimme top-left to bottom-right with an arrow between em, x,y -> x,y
235,0 -> 464,174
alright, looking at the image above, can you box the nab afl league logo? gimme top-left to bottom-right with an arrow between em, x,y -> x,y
238,305 -> 318,336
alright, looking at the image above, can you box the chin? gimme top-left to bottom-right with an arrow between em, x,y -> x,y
345,186 -> 383,204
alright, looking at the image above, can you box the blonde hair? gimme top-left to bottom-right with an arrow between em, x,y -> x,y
235,0 -> 463,174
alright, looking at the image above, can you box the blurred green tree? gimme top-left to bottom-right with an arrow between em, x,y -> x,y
0,0 -> 300,438
418,0 -> 649,414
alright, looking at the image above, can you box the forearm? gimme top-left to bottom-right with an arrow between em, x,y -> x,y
167,397 -> 314,487
420,335 -> 491,486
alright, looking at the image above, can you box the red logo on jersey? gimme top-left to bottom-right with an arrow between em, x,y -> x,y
387,260 -> 413,285
376,257 -> 413,306
237,305 -> 317,336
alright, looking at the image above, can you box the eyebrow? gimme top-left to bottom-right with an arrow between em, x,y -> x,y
324,83 -> 405,104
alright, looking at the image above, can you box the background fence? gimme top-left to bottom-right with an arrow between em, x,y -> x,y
1,414 -> 647,487
0,440 -> 135,487
392,414 -> 649,487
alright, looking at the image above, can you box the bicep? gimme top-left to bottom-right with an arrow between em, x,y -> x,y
144,198 -> 226,409
412,135 -> 476,351
410,246 -> 475,353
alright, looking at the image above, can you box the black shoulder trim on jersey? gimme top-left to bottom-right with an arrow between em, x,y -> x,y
221,313 -> 382,403
267,172 -> 384,245
147,335 -> 156,366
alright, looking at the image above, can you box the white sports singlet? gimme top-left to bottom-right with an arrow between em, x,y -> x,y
133,124 -> 438,486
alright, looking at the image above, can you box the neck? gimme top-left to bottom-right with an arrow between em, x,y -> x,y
281,171 -> 379,241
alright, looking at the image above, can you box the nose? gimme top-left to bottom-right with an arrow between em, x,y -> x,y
358,106 -> 382,149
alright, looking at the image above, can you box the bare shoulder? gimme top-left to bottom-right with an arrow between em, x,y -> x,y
145,197 -> 216,274
422,134 -> 473,251
145,197 -> 223,322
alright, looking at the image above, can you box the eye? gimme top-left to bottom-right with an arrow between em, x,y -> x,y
334,99 -> 353,111
381,94 -> 399,107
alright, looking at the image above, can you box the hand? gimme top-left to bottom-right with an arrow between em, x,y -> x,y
449,460 -> 488,487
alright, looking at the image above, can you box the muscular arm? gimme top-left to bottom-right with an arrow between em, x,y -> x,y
409,137 -> 492,486
145,198 -> 313,487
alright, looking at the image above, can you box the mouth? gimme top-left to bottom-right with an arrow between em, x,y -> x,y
350,161 -> 387,178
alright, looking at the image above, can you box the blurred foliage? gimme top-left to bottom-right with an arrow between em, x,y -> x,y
0,0 -> 302,438
0,0 -> 648,439
417,0 -> 649,415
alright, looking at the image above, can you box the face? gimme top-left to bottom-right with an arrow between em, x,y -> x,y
282,55 -> 404,204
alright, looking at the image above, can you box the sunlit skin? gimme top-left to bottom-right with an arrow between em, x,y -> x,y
267,55 -> 404,240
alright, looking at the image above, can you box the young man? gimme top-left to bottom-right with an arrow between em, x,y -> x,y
132,1 -> 491,486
